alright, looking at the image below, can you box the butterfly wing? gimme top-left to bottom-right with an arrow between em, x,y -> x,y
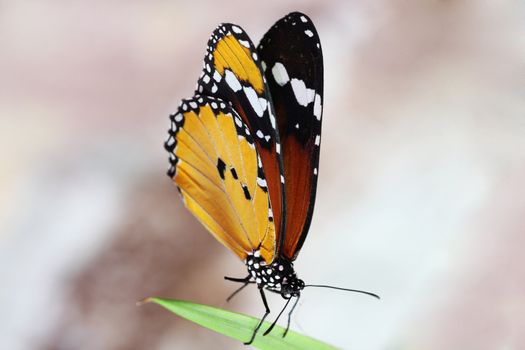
196,24 -> 286,252
257,12 -> 324,260
165,96 -> 276,263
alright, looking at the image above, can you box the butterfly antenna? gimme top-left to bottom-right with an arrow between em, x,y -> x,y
304,284 -> 380,299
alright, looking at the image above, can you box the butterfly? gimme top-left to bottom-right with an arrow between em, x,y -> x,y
164,11 -> 378,345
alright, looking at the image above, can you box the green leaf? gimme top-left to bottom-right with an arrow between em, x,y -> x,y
144,297 -> 338,350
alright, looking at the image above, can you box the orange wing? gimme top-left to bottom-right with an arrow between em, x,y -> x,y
195,24 -> 286,254
165,96 -> 276,263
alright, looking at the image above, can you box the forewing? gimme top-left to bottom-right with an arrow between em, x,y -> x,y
196,24 -> 285,251
257,12 -> 324,260
164,96 -> 276,263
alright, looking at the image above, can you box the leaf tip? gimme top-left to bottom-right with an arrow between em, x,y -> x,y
136,297 -> 154,306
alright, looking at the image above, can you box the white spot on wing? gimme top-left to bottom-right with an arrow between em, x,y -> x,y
213,70 -> 222,82
202,75 -> 210,84
306,88 -> 316,104
315,134 -> 320,145
239,39 -> 250,48
305,29 -> 314,37
243,86 -> 263,117
272,62 -> 289,86
313,93 -> 322,120
259,98 -> 267,111
235,116 -> 242,127
300,16 -> 307,23
232,25 -> 243,34
225,70 -> 242,92
291,78 -> 315,107
257,177 -> 267,187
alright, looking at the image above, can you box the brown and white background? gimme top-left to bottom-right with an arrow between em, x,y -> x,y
1,1 -> 523,349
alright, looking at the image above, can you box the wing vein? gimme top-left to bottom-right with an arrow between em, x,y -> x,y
178,185 -> 245,254
190,109 -> 255,247
216,119 -> 262,249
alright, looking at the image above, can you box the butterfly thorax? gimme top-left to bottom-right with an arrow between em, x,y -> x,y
246,250 -> 305,299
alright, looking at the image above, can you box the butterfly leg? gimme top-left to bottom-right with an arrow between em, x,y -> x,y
224,275 -> 252,283
283,296 -> 300,337
224,275 -> 254,302
263,297 -> 291,336
245,288 -> 270,345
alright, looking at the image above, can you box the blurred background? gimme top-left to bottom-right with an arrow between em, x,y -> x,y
1,0 -> 524,349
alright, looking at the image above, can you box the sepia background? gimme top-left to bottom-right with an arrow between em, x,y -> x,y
1,1 -> 524,349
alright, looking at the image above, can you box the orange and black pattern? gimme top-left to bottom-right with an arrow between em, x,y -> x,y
165,96 -> 276,263
165,12 -> 323,264
195,23 -> 286,246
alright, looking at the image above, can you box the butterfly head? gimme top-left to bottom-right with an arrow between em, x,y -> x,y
279,274 -> 305,299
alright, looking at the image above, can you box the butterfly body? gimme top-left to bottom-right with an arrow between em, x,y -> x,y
246,250 -> 304,299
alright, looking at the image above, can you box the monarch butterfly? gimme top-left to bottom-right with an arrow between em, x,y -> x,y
164,11 -> 378,345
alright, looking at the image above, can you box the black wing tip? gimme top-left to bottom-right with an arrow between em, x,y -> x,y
208,22 -> 250,40
259,11 -> 322,52
286,11 -> 312,19
274,11 -> 315,27
218,22 -> 246,31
